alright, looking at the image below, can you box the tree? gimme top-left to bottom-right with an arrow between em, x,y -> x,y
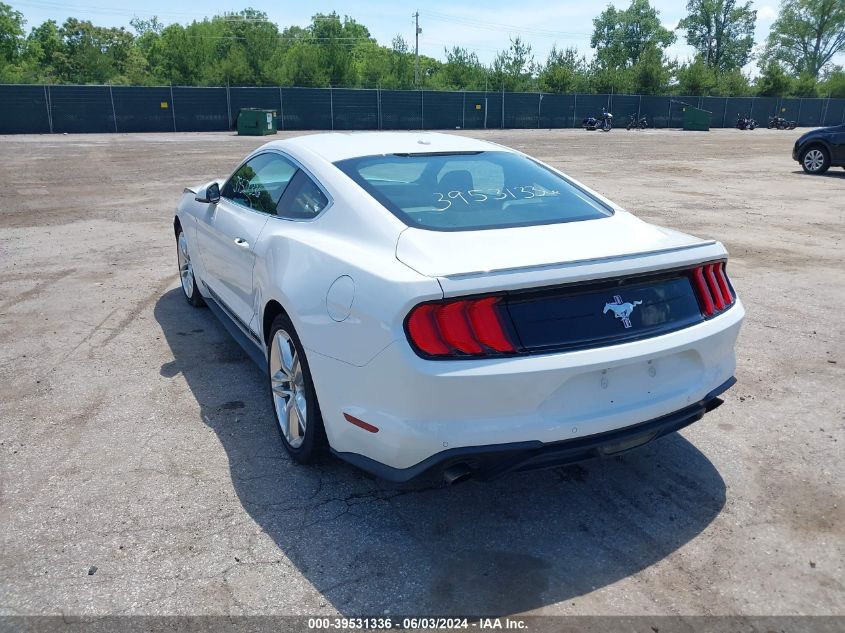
387,36 -> 414,89
309,13 -> 372,86
57,19 -> 135,83
210,9 -> 281,85
589,0 -> 675,93
538,46 -> 587,93
763,0 -> 845,79
353,40 -> 391,87
0,2 -> 24,64
819,64 -> 845,96
678,0 -> 756,72
676,56 -> 717,94
17,19 -> 63,82
156,21 -> 220,85
631,46 -> 674,94
278,41 -> 328,86
755,59 -> 794,94
591,0 -> 676,69
712,67 -> 751,94
433,46 -> 487,90
490,36 -> 535,92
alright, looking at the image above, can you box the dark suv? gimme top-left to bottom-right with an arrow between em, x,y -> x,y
792,124 -> 845,174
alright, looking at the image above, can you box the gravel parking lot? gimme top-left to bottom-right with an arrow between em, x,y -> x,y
0,128 -> 842,618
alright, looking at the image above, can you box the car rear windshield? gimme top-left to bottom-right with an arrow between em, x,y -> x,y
334,151 -> 613,231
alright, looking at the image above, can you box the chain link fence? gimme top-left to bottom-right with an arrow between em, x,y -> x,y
2,84 -> 844,134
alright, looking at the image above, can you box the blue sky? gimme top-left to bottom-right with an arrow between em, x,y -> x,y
9,0 -> 843,74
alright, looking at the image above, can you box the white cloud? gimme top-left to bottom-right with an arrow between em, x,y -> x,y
757,5 -> 778,21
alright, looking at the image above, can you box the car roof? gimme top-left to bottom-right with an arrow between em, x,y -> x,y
262,132 -> 506,163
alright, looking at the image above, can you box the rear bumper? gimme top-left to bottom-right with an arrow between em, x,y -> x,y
334,376 -> 735,482
308,299 -> 744,475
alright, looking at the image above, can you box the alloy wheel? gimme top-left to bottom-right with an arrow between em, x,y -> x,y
177,232 -> 194,298
269,329 -> 307,449
803,149 -> 825,173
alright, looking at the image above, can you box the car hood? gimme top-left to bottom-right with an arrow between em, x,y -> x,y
395,211 -> 711,278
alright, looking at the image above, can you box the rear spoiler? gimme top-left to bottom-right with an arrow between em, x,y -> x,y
437,241 -> 726,298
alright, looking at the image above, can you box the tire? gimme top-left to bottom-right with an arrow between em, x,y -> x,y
176,228 -> 205,307
266,313 -> 325,463
800,145 -> 830,174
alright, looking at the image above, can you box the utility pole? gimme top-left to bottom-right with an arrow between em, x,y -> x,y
414,11 -> 421,86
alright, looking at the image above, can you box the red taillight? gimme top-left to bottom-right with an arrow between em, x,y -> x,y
714,262 -> 733,305
466,297 -> 515,352
692,266 -> 715,316
434,301 -> 484,354
691,261 -> 734,318
406,296 -> 516,358
406,304 -> 451,355
705,264 -> 725,311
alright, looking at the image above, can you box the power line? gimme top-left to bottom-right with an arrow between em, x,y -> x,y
421,10 -> 595,38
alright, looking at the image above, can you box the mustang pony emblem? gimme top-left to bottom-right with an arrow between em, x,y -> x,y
603,295 -> 642,329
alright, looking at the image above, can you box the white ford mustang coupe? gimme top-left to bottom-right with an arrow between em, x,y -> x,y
174,132 -> 744,483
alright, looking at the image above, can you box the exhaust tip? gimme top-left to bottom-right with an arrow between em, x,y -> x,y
443,463 -> 473,486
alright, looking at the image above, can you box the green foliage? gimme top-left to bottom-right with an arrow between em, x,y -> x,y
309,12 -> 370,86
490,36 -> 536,92
591,0 -> 675,69
791,72 -> 820,96
279,41 -> 328,87
54,18 -> 135,84
819,65 -> 845,97
712,67 -> 751,95
676,56 -> 752,95
432,46 -> 487,90
538,46 -> 588,93
1,3 -> 841,98
631,46 -> 674,94
755,60 -> 793,95
0,1 -> 24,64
762,0 -> 845,79
676,56 -> 717,94
678,0 -> 756,73
589,0 -> 676,94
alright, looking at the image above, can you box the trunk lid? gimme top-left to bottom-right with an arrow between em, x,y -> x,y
395,211 -> 706,279
395,211 -> 726,298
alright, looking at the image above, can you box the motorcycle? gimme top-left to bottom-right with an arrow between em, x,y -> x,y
626,114 -> 648,130
768,116 -> 797,130
583,107 -> 613,131
736,114 -> 757,130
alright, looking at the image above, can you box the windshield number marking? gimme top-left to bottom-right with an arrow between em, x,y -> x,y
433,186 -> 559,209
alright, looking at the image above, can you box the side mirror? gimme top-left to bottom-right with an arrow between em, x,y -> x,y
195,182 -> 221,204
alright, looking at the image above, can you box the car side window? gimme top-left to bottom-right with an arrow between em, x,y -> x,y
221,153 -> 297,214
277,170 -> 329,219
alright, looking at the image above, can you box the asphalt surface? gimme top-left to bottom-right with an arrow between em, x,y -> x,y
0,128 -> 842,617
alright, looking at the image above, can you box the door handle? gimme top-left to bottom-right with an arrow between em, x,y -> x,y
233,237 -> 250,249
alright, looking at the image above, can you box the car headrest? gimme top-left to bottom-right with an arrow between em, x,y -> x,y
437,169 -> 474,193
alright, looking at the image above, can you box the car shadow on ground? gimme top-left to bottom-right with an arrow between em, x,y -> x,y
791,169 -> 845,178
155,288 -> 726,616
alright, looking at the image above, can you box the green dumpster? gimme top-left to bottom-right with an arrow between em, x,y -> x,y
237,108 -> 277,136
682,106 -> 711,131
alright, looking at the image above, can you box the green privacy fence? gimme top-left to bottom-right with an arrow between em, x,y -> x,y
2,84 -> 844,134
